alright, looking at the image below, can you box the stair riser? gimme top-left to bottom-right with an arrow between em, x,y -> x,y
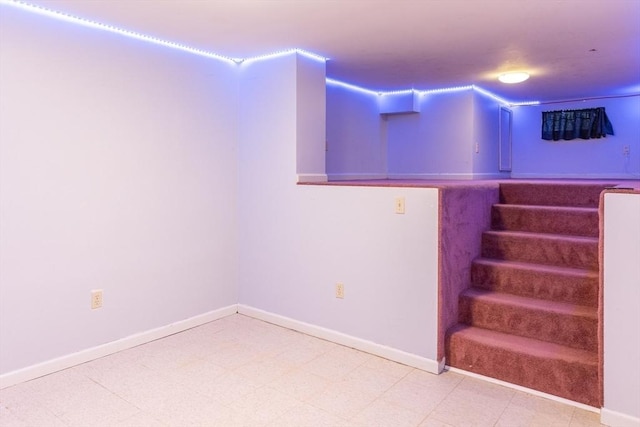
459,295 -> 597,352
481,233 -> 598,270
491,206 -> 598,237
499,184 -> 608,208
471,262 -> 598,307
445,333 -> 599,407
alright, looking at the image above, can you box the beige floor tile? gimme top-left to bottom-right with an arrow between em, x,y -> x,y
276,335 -> 338,366
232,354 -> 298,386
164,358 -> 228,389
418,416 -> 456,427
304,345 -> 373,380
111,411 -> 168,426
0,389 -> 67,427
308,380 -> 380,420
20,369 -> 139,427
180,370 -> 258,406
269,367 -> 333,401
205,341 -> 263,369
382,369 -> 462,417
267,402 -> 355,427
351,397 -> 426,426
495,392 -> 575,427
428,377 -> 515,427
362,355 -> 413,379
227,385 -> 303,425
0,315 -> 610,427
570,408 -> 607,427
340,363 -> 402,395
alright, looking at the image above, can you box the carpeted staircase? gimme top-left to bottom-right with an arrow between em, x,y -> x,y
445,182 -> 612,407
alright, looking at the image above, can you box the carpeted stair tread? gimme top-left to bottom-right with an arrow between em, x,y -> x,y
445,324 -> 599,406
472,257 -> 598,279
481,230 -> 598,270
498,183 -> 611,207
491,204 -> 598,237
459,288 -> 597,351
446,324 -> 598,365
461,288 -> 596,319
471,258 -> 598,306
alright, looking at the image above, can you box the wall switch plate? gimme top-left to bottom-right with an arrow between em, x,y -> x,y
335,283 -> 344,299
623,145 -> 630,156
91,289 -> 103,310
395,197 -> 405,214
475,142 -> 480,153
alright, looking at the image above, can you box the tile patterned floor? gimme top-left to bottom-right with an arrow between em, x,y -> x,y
0,314 -> 608,426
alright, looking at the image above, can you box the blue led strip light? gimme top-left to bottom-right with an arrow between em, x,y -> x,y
326,78 -> 379,96
0,0 -> 241,64
2,0 -> 539,105
241,49 -> 328,65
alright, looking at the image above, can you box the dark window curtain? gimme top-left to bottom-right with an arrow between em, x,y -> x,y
541,107 -> 614,141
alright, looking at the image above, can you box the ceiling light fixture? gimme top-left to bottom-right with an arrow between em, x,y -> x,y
498,72 -> 530,84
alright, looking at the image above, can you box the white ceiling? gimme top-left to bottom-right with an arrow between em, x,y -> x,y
18,0 -> 640,103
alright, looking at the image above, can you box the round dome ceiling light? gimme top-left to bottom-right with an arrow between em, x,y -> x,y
498,72 -> 530,84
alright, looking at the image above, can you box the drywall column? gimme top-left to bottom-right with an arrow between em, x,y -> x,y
296,55 -> 328,182
602,192 -> 640,426
237,53 -> 441,371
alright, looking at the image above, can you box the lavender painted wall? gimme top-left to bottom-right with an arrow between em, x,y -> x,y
326,84 -> 387,180
0,8 -> 239,374
387,91 -> 475,179
511,95 -> 640,179
238,55 -> 440,363
603,192 -> 640,424
326,87 -> 508,180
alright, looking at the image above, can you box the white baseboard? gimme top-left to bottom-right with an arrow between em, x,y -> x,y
510,173 -> 640,180
326,173 -> 388,181
297,173 -> 328,183
238,304 -> 443,374
601,408 -> 640,427
0,305 -> 238,389
386,173 -> 508,180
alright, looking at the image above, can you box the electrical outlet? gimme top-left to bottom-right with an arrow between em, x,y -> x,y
395,197 -> 405,214
335,283 -> 344,299
91,289 -> 103,310
623,145 -> 630,156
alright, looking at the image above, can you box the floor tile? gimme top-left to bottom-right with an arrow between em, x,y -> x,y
269,367 -> 333,401
570,408 -> 608,427
227,385 -> 302,425
382,369 -> 462,417
0,314 -> 609,427
268,402 -> 356,427
428,377 -> 515,427
351,397 -> 426,426
495,391 -> 575,427
308,380 -> 380,420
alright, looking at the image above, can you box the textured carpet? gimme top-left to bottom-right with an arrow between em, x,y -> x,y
446,182 -> 613,407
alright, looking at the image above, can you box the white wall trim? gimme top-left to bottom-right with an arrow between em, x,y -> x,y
297,173 -> 328,183
601,408 -> 640,427
387,173 -> 477,180
510,172 -> 640,179
0,305 -> 238,389
238,304 -> 443,374
326,173 -> 388,181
